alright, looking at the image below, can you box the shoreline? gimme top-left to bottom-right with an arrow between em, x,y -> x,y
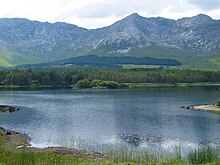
1,106 -> 219,164
0,82 -> 220,89
0,126 -> 106,160
181,104 -> 220,114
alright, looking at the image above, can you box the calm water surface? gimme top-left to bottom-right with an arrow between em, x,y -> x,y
0,87 -> 220,153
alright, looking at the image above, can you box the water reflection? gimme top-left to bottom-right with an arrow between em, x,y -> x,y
0,87 -> 219,152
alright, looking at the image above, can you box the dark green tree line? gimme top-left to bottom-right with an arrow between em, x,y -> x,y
0,68 -> 220,87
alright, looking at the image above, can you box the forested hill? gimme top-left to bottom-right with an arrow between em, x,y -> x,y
12,55 -> 181,70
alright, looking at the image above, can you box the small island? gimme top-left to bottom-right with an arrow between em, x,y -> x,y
0,105 -> 20,113
182,100 -> 220,114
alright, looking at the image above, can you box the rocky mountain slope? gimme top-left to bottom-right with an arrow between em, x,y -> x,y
0,13 -> 220,69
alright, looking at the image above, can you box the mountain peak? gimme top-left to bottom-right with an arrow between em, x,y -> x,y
0,14 -> 219,69
193,14 -> 213,21
110,13 -> 144,29
125,13 -> 142,19
176,14 -> 213,26
118,13 -> 145,25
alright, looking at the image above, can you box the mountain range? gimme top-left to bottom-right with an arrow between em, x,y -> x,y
0,13 -> 220,70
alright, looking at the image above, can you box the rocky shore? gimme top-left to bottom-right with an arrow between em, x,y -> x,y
0,105 -> 19,113
0,106 -> 106,160
0,127 -> 105,160
181,104 -> 220,112
0,127 -> 29,150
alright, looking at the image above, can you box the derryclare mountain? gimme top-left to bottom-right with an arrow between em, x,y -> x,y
0,13 -> 220,70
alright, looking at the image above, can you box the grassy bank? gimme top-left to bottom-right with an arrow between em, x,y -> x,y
212,110 -> 220,115
0,147 -> 219,165
0,128 -> 219,165
105,82 -> 220,89
1,82 -> 220,90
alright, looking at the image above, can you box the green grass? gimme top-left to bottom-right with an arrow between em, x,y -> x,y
85,45 -> 190,63
0,43 -> 42,67
1,82 -> 219,89
124,82 -> 176,88
0,44 -> 13,67
182,48 -> 220,71
86,46 -> 220,71
129,46 -> 190,64
122,82 -> 220,88
187,56 -> 220,71
0,150 -> 83,165
210,100 -> 220,115
0,134 -> 219,165
0,147 -> 219,165
212,110 -> 220,115
188,147 -> 219,164
1,41 -> 220,70
0,58 -> 11,67
122,64 -> 162,69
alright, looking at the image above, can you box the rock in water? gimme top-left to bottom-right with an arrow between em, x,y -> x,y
0,105 -> 18,113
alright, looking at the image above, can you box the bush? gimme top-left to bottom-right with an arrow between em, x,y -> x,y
100,81 -> 120,89
91,80 -> 120,89
76,79 -> 92,88
216,100 -> 220,107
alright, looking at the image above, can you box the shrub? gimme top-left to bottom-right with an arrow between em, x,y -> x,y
76,79 -> 92,88
216,100 -> 220,107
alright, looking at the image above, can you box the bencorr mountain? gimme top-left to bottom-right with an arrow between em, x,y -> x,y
0,13 -> 220,69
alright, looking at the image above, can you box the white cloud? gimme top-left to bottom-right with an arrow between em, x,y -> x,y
0,0 -> 219,29
188,0 -> 220,10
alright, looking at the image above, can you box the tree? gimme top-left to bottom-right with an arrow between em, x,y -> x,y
76,79 -> 91,88
216,100 -> 220,107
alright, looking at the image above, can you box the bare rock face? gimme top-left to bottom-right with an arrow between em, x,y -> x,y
93,13 -> 220,55
0,13 -> 220,65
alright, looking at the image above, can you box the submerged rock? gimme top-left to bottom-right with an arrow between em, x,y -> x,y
119,134 -> 162,146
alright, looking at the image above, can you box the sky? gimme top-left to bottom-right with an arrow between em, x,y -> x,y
0,0 -> 220,29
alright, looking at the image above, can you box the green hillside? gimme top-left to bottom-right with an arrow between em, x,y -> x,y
1,44 -> 220,70
0,44 -> 13,67
85,46 -> 220,70
0,15 -> 220,70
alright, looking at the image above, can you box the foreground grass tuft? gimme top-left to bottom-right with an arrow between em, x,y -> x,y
0,131 -> 219,165
0,146 -> 219,165
0,150 -> 82,165
188,146 -> 218,164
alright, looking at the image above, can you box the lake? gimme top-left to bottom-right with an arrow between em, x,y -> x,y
0,87 -> 220,154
